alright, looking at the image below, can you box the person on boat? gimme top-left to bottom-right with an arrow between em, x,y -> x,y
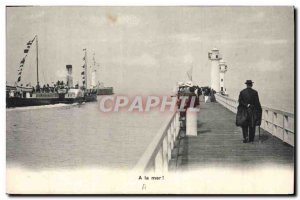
236,80 -> 262,143
42,84 -> 46,93
36,82 -> 40,93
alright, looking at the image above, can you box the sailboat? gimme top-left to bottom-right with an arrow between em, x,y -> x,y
89,52 -> 114,96
6,35 -> 85,107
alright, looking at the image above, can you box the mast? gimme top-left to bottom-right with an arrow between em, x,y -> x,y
92,53 -> 97,88
36,35 -> 39,85
84,49 -> 87,89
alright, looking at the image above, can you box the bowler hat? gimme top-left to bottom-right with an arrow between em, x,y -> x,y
245,80 -> 254,84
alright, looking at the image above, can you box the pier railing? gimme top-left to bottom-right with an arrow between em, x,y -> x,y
215,94 -> 294,147
133,110 -> 180,173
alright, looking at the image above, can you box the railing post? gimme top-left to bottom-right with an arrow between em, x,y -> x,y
271,111 -> 275,137
167,128 -> 172,161
283,115 -> 294,146
175,113 -> 179,138
154,147 -> 163,174
172,119 -> 176,142
162,136 -> 168,172
261,108 -> 265,130
170,125 -> 174,149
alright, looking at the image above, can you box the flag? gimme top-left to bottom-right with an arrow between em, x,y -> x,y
186,66 -> 193,81
24,49 -> 29,53
27,45 -> 31,49
27,41 -> 32,45
83,57 -> 86,61
18,71 -> 22,75
81,71 -> 84,75
19,65 -> 23,68
20,55 -> 27,64
17,76 -> 21,82
82,65 -> 85,68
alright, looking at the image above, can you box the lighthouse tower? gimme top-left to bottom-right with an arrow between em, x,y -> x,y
208,48 -> 222,92
219,59 -> 228,94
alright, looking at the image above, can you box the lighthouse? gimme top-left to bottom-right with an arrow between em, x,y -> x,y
208,48 -> 222,92
219,59 -> 228,94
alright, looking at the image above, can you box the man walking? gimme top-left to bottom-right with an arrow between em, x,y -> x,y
237,80 -> 262,143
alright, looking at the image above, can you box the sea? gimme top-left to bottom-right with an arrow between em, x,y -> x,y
6,87 -> 294,171
6,97 -> 173,170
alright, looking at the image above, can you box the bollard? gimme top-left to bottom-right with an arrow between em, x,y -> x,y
204,96 -> 211,103
186,107 -> 200,136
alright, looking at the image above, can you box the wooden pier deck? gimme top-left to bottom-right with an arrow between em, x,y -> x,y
170,102 -> 294,171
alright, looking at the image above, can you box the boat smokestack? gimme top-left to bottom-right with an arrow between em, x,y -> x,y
66,65 -> 73,88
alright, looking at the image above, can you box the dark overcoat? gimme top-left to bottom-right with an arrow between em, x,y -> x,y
237,88 -> 262,127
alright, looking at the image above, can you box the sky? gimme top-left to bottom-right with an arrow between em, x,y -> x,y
6,6 -> 294,112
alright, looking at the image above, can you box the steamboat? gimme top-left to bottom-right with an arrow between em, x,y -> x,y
6,35 -> 98,108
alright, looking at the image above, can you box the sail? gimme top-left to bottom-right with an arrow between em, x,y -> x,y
186,66 -> 193,81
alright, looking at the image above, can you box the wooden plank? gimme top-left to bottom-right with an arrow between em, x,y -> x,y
172,102 -> 294,171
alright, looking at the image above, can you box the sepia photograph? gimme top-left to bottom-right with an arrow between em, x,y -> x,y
5,5 -> 295,195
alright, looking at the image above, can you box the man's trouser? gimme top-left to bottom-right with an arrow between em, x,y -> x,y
242,126 -> 256,141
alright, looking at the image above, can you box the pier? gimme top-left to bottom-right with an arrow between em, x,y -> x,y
134,94 -> 294,173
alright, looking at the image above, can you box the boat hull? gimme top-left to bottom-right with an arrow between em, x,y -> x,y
6,97 -> 84,108
84,94 -> 97,102
96,87 -> 114,95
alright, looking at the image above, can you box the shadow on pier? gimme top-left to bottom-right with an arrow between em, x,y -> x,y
170,102 -> 294,171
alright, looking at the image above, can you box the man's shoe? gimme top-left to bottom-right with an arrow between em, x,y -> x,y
243,139 -> 248,143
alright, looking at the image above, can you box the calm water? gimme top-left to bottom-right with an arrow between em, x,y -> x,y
6,97 -> 173,170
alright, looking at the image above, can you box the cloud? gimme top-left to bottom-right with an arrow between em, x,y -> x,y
250,59 -> 284,72
128,53 -> 158,67
236,10 -> 266,23
55,69 -> 68,78
106,13 -> 140,27
214,38 -> 290,46
171,33 -> 202,43
162,54 -> 195,66
183,54 -> 194,64
30,10 -> 45,19
263,39 -> 289,45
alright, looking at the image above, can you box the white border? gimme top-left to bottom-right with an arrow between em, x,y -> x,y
1,1 -> 298,199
